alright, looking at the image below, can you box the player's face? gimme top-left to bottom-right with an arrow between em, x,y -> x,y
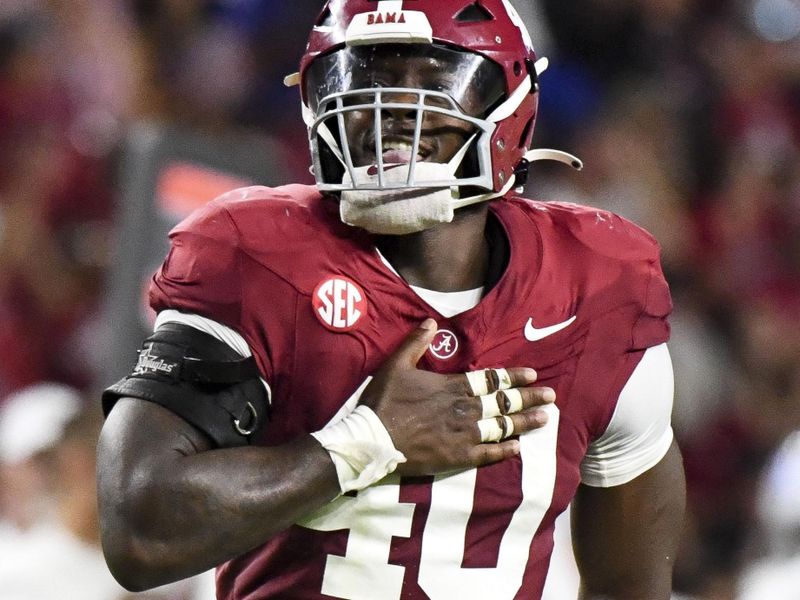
343,53 -> 486,168
305,44 -> 506,170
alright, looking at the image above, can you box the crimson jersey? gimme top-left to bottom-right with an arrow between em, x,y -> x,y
149,184 -> 671,600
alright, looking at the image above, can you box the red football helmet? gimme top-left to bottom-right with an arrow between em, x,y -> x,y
294,0 -> 579,207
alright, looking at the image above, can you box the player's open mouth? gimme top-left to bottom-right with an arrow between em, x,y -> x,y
368,138 -> 432,165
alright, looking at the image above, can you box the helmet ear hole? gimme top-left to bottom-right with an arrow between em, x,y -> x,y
513,61 -> 522,77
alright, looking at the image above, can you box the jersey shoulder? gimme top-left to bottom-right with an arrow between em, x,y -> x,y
501,197 -> 672,349
166,183 -> 357,273
509,197 -> 662,263
150,184 -> 369,325
171,184 -> 337,246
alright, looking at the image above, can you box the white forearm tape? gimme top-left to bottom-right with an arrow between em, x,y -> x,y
311,405 -> 407,493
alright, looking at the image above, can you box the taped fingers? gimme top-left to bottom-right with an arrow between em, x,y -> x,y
480,394 -> 502,419
477,407 -> 551,443
466,368 -> 512,396
503,388 -> 524,413
479,388 -> 525,419
477,415 -> 514,443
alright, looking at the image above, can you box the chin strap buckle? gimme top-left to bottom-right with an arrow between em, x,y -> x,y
513,158 -> 531,187
512,148 -> 583,193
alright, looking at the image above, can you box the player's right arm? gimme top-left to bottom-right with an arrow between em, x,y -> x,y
97,319 -> 553,592
97,395 -> 340,591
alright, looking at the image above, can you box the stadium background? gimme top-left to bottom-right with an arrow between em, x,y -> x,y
0,0 -> 798,598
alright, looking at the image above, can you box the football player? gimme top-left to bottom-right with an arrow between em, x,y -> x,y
97,1 -> 685,599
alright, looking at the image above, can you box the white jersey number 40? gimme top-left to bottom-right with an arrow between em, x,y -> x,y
298,405 -> 560,600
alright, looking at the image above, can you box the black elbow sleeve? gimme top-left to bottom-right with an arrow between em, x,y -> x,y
102,322 -> 268,447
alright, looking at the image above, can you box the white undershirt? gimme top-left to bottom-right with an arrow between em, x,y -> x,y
155,278 -> 674,488
409,285 -> 484,318
375,247 -> 485,318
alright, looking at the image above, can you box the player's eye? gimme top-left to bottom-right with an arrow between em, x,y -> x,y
370,71 -> 394,88
424,87 -> 454,109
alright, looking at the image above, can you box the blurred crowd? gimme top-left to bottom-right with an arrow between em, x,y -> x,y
0,1 -> 798,599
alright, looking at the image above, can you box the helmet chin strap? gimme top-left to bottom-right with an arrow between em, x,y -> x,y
449,148 -> 583,210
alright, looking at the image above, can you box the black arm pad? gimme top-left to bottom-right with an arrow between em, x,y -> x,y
102,322 -> 269,448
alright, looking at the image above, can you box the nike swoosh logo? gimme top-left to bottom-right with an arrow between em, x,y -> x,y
367,163 -> 407,176
524,315 -> 577,341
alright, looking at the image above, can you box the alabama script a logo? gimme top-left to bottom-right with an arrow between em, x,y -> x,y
429,329 -> 459,360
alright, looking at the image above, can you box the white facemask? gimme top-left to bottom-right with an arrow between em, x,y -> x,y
340,161 -> 459,235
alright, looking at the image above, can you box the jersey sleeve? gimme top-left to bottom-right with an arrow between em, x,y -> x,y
629,252 -> 672,351
580,343 -> 675,487
541,201 -> 673,351
154,309 -> 272,402
149,200 -> 245,331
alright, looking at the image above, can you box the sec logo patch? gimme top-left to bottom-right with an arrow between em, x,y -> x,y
313,276 -> 368,331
